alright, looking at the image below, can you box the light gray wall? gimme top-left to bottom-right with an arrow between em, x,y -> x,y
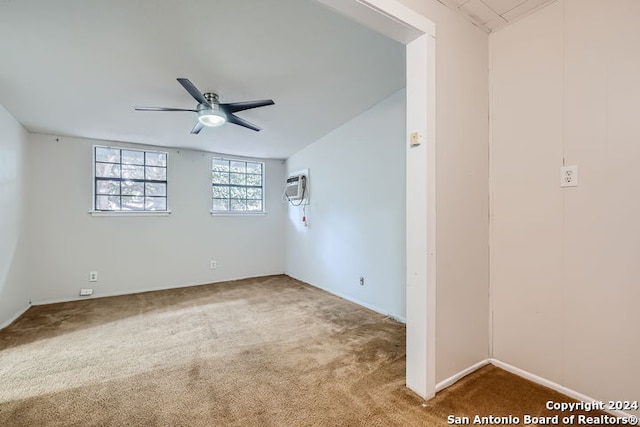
26,134 -> 286,303
0,104 -> 29,327
285,90 -> 406,320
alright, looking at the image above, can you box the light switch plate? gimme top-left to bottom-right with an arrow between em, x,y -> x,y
409,131 -> 423,147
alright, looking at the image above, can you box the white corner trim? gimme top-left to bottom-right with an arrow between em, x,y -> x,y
0,303 -> 31,330
489,359 -> 636,419
435,359 -> 491,392
362,0 -> 436,36
315,0 -> 434,44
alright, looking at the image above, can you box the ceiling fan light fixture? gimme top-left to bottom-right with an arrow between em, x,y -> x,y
135,80 -> 272,133
197,109 -> 227,127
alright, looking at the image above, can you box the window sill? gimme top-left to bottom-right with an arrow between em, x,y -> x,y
89,210 -> 172,217
210,211 -> 266,217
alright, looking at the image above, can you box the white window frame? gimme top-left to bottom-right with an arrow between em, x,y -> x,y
211,157 -> 266,215
90,145 -> 170,216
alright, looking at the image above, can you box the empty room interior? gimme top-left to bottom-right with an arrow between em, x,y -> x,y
1,0 -> 638,425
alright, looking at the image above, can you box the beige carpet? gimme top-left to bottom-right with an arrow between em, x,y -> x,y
0,275 -> 605,426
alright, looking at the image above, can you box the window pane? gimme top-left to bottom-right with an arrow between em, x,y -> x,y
230,161 -> 245,173
95,147 -> 120,163
230,199 -> 247,211
212,185 -> 229,198
230,173 -> 245,185
145,166 -> 166,181
145,152 -> 166,167
121,196 -> 144,210
246,173 -> 262,186
246,162 -> 261,174
96,195 -> 120,210
212,158 -> 229,172
96,163 -> 121,178
145,182 -> 166,197
122,181 -> 144,196
212,198 -> 229,211
211,158 -> 264,213
94,146 -> 168,212
145,197 -> 166,211
96,180 -> 120,195
230,187 -> 246,199
212,171 -> 229,184
121,150 -> 144,165
122,164 -> 145,179
246,188 -> 262,200
247,200 -> 262,211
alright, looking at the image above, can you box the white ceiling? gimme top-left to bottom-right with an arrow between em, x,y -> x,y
0,0 -> 405,159
0,0 -> 556,159
440,0 -> 555,32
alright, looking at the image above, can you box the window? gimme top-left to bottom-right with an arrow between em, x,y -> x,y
93,146 -> 168,212
212,158 -> 264,213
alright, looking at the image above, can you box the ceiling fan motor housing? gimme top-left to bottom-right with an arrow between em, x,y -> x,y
203,93 -> 219,105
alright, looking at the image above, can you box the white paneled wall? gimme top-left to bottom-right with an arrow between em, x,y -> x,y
490,0 -> 640,415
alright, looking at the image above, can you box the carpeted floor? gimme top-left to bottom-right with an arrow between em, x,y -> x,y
0,275 -> 606,426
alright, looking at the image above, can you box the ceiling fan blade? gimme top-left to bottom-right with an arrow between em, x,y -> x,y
221,99 -> 274,114
191,121 -> 205,135
135,107 -> 197,112
227,114 -> 261,132
177,78 -> 211,108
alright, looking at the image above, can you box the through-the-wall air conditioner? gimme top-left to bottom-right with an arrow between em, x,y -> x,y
285,174 -> 306,201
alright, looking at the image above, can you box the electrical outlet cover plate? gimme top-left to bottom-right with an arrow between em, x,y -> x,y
561,165 -> 578,187
80,288 -> 93,296
409,131 -> 424,147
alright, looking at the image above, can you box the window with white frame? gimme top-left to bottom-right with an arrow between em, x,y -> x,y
211,158 -> 264,213
93,146 -> 168,212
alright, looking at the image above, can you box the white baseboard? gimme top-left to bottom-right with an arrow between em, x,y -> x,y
433,358 -> 635,419
435,359 -> 491,392
29,274 -> 407,323
0,302 -> 31,330
323,289 -> 407,323
489,359 -> 635,419
286,274 -> 406,323
30,273 -> 283,307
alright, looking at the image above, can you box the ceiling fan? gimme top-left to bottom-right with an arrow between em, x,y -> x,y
135,78 -> 274,134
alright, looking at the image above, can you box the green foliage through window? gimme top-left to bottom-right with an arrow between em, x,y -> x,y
94,146 -> 168,211
212,158 -> 264,213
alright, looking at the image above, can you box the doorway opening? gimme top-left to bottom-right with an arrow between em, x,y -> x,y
315,0 -> 437,399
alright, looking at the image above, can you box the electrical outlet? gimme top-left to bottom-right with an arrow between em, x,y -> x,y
89,271 -> 98,282
210,260 -> 217,269
359,276 -> 365,286
560,165 -> 578,187
80,288 -> 93,296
